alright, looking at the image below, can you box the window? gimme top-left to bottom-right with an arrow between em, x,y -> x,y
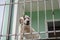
47,20 -> 60,38
48,32 -> 60,38
0,0 -> 5,37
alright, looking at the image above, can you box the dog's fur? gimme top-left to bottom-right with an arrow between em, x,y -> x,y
19,15 -> 40,40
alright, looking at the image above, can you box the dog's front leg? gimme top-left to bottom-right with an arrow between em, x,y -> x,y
20,33 -> 24,40
20,27 -> 24,40
20,30 -> 24,40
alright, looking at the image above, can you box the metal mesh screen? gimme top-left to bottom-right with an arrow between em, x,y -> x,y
0,0 -> 60,40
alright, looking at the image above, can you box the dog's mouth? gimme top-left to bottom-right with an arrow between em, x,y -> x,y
26,21 -> 30,25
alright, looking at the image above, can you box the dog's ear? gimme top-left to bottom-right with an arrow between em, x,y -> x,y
23,15 -> 25,18
19,17 -> 24,24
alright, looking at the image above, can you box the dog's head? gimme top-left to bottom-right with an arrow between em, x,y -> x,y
19,15 -> 30,25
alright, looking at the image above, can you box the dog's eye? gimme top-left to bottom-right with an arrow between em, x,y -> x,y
28,18 -> 29,19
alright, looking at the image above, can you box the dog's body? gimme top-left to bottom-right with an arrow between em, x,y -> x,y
19,15 -> 40,40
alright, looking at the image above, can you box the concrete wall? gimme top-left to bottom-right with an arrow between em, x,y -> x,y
25,9 -> 60,38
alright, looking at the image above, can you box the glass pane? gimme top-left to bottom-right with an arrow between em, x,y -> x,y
0,0 -> 5,33
46,0 -> 51,10
54,9 -> 60,19
0,0 -> 5,4
32,1 -> 37,11
39,11 -> 45,32
47,22 -> 53,31
53,0 -> 59,10
39,0 -> 44,11
25,2 -> 30,12
0,6 -> 4,34
48,32 -> 60,38
40,33 -> 47,39
47,21 -> 60,31
55,21 -> 60,30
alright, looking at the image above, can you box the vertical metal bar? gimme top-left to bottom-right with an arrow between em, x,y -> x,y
24,0 -> 25,14
30,0 -> 32,40
51,0 -> 56,36
6,0 -> 14,39
0,2 -> 6,40
58,0 -> 60,9
23,0 -> 25,40
51,0 -> 53,11
44,0 -> 48,38
14,0 -> 19,40
11,0 -> 19,39
37,0 -> 40,39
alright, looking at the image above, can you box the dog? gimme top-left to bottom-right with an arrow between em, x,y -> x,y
19,15 -> 40,40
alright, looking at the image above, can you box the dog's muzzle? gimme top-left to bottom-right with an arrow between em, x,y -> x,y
26,21 -> 30,25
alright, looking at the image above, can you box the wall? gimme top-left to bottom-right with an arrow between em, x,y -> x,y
25,9 -> 60,38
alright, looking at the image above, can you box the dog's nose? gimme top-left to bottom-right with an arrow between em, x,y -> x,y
26,21 -> 30,25
27,21 -> 29,23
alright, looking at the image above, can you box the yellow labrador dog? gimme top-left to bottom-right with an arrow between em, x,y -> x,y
19,15 -> 40,40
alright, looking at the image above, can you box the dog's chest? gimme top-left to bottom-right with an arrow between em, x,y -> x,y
24,26 -> 30,33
